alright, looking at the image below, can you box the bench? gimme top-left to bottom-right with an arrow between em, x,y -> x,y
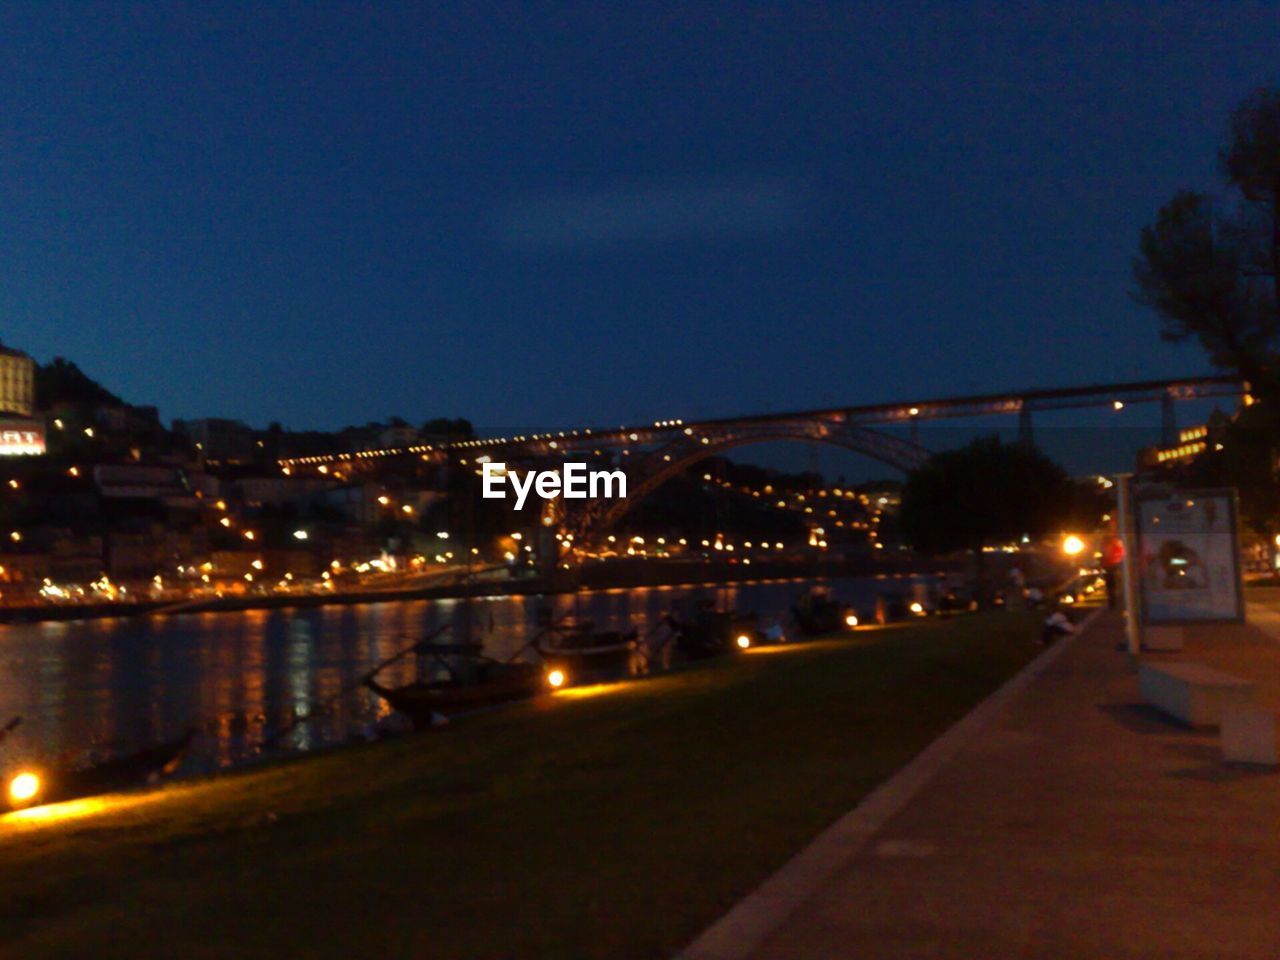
1138,661 -> 1257,728
1221,707 -> 1279,766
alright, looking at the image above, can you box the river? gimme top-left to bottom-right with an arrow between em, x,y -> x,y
0,574 -> 936,777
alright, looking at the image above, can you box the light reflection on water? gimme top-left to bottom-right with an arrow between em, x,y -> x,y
0,575 -> 934,777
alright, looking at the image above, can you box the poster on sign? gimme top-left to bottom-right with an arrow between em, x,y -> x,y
1135,488 -> 1243,624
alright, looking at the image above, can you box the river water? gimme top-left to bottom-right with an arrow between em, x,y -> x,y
0,574 -> 935,777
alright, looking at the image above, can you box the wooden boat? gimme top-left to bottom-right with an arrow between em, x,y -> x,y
672,603 -> 762,659
7,727 -> 196,810
792,590 -> 858,636
534,621 -> 639,677
363,642 -> 549,729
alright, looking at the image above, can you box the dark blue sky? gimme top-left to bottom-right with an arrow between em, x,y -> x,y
2,2 -> 1277,442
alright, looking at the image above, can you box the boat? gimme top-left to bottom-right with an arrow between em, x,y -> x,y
6,727 -> 196,810
792,589 -> 859,636
534,620 -> 640,678
363,642 -> 552,729
671,600 -> 763,658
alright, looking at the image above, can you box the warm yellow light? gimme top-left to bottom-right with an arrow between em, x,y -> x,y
547,669 -> 567,688
1112,400 -> 1124,411
1062,534 -> 1085,556
736,634 -> 752,649
1062,594 -> 1075,604
219,517 -> 231,527
845,613 -> 859,628
909,602 -> 925,615
8,771 -> 40,805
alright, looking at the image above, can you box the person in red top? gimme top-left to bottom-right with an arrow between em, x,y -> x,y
1101,536 -> 1125,610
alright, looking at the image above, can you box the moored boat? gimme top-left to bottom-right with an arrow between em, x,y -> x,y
534,620 -> 640,678
792,588 -> 859,636
671,600 -> 764,658
363,642 -> 553,729
5,727 -> 196,810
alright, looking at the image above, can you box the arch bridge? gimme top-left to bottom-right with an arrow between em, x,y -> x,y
538,415 -> 928,549
273,374 -> 1245,554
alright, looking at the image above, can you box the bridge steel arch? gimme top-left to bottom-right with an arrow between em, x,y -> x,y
548,418 -> 930,550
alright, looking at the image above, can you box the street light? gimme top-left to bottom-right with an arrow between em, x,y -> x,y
1062,534 -> 1086,556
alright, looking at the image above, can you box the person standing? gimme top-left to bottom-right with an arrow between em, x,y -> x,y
1101,535 -> 1125,610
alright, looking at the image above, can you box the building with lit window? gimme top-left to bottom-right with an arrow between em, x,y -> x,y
0,345 -> 44,456
0,346 -> 35,417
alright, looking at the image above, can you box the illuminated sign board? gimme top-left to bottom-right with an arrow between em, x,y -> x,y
1136,488 -> 1243,624
0,422 -> 45,456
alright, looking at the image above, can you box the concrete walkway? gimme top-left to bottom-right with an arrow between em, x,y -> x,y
684,610 -> 1280,959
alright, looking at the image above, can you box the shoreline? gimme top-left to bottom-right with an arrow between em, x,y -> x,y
0,555 -> 952,625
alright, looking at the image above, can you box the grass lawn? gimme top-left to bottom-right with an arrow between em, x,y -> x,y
0,611 -> 1041,960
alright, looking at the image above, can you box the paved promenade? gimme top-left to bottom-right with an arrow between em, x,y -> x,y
684,608 -> 1280,959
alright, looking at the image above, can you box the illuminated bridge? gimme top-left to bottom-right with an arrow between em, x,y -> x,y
278,374 -> 1244,547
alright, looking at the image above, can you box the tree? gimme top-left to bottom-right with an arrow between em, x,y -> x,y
1133,86 -> 1280,386
420,417 -> 474,441
899,436 -> 1075,557
1134,86 -> 1280,563
34,357 -> 124,410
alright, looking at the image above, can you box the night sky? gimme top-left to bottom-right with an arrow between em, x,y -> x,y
3,2 -> 1278,449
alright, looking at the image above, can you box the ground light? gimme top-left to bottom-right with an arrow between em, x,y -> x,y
8,770 -> 41,807
546,669 -> 567,689
845,613 -> 859,628
1062,534 -> 1086,557
735,634 -> 752,649
909,602 -> 925,615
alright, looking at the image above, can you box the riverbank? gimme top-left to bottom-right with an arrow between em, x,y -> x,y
0,554 -> 953,625
0,610 -> 1040,959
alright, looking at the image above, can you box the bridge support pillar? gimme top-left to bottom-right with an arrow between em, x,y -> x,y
1018,407 -> 1034,449
1161,392 -> 1177,447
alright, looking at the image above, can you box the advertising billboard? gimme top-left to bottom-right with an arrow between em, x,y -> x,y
1135,488 -> 1243,624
